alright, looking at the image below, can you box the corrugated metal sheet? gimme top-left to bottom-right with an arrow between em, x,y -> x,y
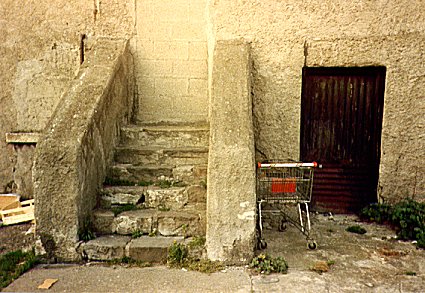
301,67 -> 386,213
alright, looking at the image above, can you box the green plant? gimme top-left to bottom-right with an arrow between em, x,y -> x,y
156,180 -> 172,189
405,271 -> 417,276
390,199 -> 425,241
181,224 -> 188,238
360,199 -> 425,248
327,260 -> 336,266
132,230 -> 143,239
346,225 -> 367,235
137,180 -> 153,187
148,229 -> 158,237
166,241 -> 223,274
360,203 -> 392,224
167,241 -> 188,266
78,219 -> 96,241
200,179 -> 207,189
0,249 -> 39,290
185,259 -> 224,274
187,236 -> 206,249
104,177 -> 135,186
250,254 -> 288,274
111,204 -> 139,216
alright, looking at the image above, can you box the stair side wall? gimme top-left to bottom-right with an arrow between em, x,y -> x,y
206,39 -> 256,264
33,39 -> 135,261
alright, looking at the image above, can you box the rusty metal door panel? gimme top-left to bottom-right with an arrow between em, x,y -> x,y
301,67 -> 386,213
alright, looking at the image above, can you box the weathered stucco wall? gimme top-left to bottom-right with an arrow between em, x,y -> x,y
33,39 -> 134,261
134,0 -> 209,123
0,0 -> 135,197
208,0 -> 425,202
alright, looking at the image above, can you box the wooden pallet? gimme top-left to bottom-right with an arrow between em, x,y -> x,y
0,199 -> 34,225
0,194 -> 21,211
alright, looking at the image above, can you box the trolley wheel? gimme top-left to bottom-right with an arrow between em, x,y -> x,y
258,239 -> 268,250
307,241 -> 317,250
278,222 -> 287,232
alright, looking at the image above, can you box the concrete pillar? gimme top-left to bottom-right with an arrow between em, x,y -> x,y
206,39 -> 256,263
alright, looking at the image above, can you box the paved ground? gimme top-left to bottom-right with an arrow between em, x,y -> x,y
4,214 -> 425,292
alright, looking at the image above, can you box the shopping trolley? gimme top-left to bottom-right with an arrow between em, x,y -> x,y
256,161 -> 320,250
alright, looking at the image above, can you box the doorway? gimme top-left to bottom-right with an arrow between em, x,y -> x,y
301,67 -> 386,213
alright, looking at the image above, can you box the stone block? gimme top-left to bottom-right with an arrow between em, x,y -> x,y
189,42 -> 207,60
137,40 -> 155,59
157,211 -> 201,237
189,78 -> 208,97
154,0 -> 188,22
138,77 -> 155,98
186,185 -> 207,204
172,21 -> 206,41
93,210 -> 116,234
152,60 -> 174,77
113,209 -> 156,235
100,186 -> 147,206
126,236 -> 184,263
138,94 -> 174,120
120,124 -> 210,149
108,164 -> 174,183
154,41 -> 188,60
155,78 -> 189,97
83,235 -> 130,261
144,187 -> 188,210
173,165 -> 207,183
172,60 -> 208,79
114,146 -> 208,167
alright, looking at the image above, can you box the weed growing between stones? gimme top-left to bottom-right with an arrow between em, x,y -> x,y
148,229 -> 158,237
104,177 -> 153,187
405,271 -> 417,276
187,236 -> 206,249
346,225 -> 367,234
200,179 -> 207,189
167,240 -> 224,274
250,254 -> 288,274
131,230 -> 143,239
111,204 -> 139,216
360,199 -> 425,248
0,249 -> 39,290
78,219 -> 96,241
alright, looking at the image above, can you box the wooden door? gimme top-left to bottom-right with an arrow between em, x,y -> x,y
301,67 -> 386,213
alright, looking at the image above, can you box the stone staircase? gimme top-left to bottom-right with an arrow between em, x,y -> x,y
81,122 -> 209,263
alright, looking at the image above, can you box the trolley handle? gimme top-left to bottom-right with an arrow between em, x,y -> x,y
258,162 -> 322,168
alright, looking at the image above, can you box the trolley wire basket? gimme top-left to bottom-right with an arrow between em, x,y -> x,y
256,161 -> 320,250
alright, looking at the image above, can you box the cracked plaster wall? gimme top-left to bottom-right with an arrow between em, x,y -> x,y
208,0 -> 425,202
0,0 -> 135,197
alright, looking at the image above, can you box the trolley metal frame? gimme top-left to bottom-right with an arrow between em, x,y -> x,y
256,161 -> 319,249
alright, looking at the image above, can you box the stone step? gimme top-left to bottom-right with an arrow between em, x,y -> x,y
100,185 -> 207,209
93,207 -> 206,237
107,164 -> 207,185
120,123 -> 210,148
113,146 -> 209,166
82,235 -> 185,263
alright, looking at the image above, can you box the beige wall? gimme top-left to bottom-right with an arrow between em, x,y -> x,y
134,0 -> 209,123
0,0 -> 135,196
208,0 -> 425,202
